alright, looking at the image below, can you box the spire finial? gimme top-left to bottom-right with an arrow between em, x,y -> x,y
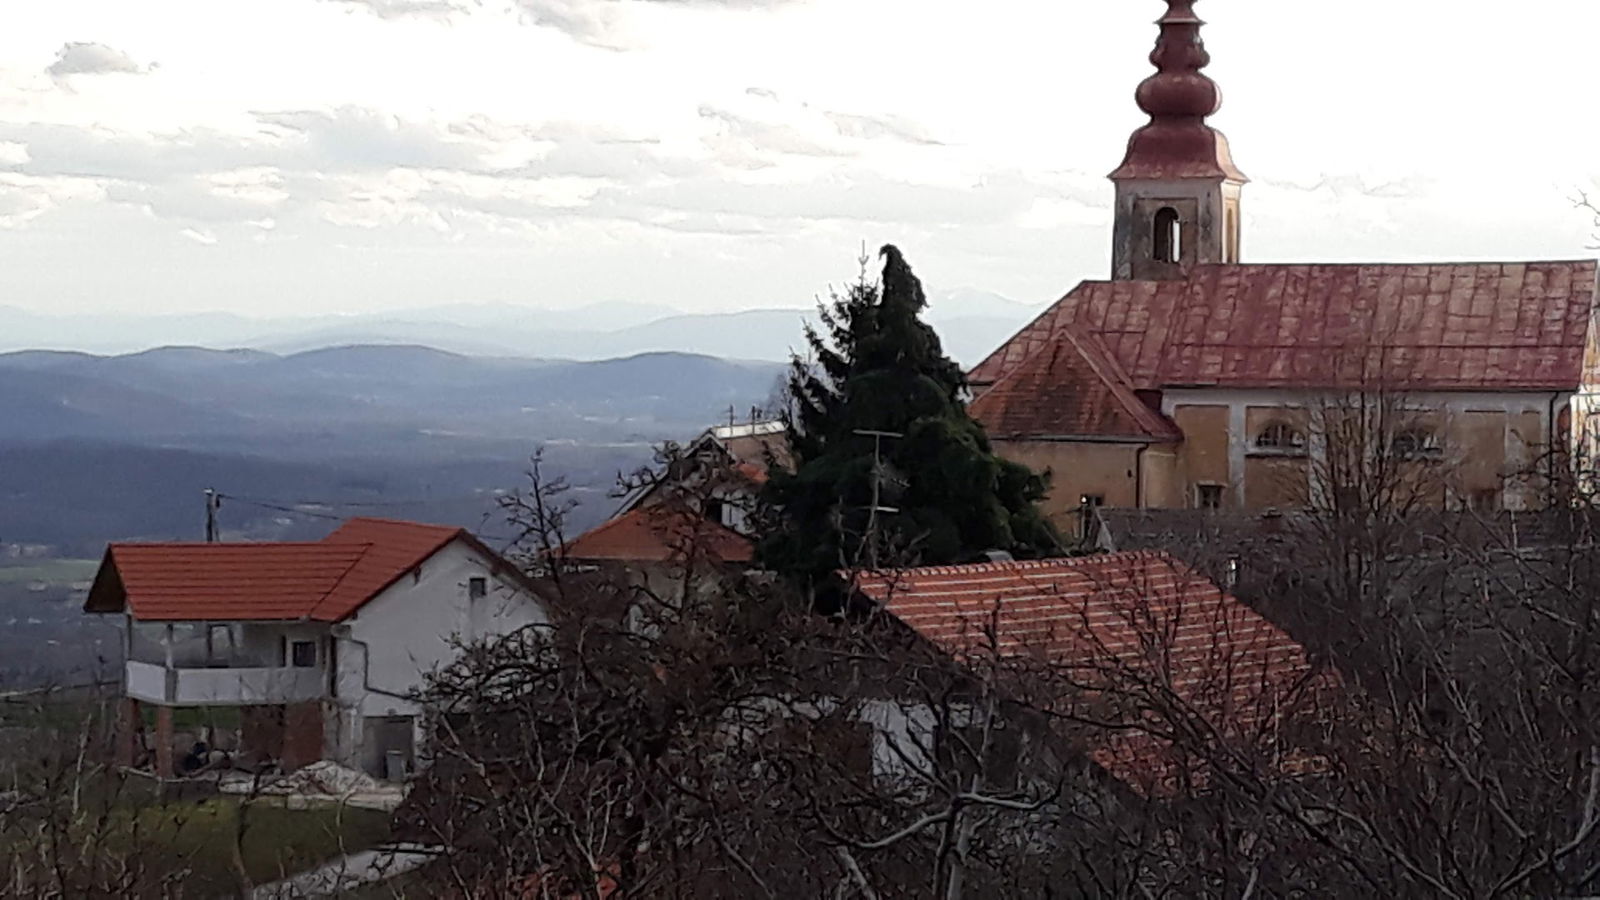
1110,0 -> 1246,183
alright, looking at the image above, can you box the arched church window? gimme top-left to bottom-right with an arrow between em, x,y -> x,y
1254,422 -> 1305,453
1153,207 -> 1181,264
1391,429 -> 1441,461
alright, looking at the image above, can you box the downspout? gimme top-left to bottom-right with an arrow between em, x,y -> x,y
1134,443 -> 1148,509
1549,390 -> 1564,494
334,630 -> 414,703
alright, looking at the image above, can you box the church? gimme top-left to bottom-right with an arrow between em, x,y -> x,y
968,0 -> 1600,529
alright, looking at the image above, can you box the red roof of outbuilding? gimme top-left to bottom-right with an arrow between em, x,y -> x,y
851,551 -> 1330,794
85,517 -> 477,622
563,508 -> 754,564
970,263 -> 1600,404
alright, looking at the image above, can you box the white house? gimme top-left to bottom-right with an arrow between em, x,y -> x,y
84,517 -> 549,778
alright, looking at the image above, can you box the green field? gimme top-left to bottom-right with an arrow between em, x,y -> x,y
1,786 -> 394,896
0,558 -> 99,585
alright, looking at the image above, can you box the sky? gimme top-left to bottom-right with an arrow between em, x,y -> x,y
2,0 -> 1598,320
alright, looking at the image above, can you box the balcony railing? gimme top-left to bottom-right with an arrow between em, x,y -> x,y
125,660 -> 326,706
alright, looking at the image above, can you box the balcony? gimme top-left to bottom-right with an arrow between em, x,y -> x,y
125,660 -> 327,706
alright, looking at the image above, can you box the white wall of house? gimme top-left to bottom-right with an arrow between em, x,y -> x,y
327,538 -> 549,773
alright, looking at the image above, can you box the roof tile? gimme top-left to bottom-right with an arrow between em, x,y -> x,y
86,517 -> 473,622
970,261 -> 1599,393
852,551 -> 1329,795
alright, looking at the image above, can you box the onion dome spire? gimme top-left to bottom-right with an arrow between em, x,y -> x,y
1110,0 -> 1246,182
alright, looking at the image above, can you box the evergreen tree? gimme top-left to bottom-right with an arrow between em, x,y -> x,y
759,245 -> 1059,585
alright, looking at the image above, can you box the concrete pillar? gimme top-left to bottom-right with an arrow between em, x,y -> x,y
153,706 -> 174,779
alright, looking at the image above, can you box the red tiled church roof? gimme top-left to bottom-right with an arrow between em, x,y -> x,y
971,262 -> 1600,398
851,551 -> 1330,794
562,507 -> 754,564
969,327 -> 1182,441
85,517 -> 478,622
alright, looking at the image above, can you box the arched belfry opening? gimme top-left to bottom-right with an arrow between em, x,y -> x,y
1153,207 -> 1181,264
1109,0 -> 1247,281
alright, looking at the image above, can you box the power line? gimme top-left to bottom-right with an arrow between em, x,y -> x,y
217,495 -> 345,521
217,492 -> 524,545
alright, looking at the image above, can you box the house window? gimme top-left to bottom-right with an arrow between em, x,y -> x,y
1254,422 -> 1306,453
468,576 -> 487,600
1391,430 -> 1441,460
290,640 -> 317,668
703,497 -> 727,526
1153,207 -> 1181,264
1196,484 -> 1224,510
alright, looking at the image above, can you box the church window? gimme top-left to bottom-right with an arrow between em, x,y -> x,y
1254,422 -> 1306,453
1153,207 -> 1181,264
1391,429 -> 1441,461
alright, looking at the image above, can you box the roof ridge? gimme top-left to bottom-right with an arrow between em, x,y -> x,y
325,515 -> 463,535
856,549 -> 1172,579
310,542 -> 378,616
108,541 -> 344,549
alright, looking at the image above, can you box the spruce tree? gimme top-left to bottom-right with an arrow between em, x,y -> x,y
759,245 -> 1059,585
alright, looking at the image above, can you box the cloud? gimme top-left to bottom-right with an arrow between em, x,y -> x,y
824,111 -> 942,146
46,42 -> 150,79
697,104 -> 847,160
514,0 -> 799,49
319,0 -> 479,20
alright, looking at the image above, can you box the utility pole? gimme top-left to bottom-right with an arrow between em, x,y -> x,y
854,429 -> 903,569
204,489 -> 221,542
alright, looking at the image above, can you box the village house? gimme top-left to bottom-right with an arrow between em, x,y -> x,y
967,0 -> 1600,530
845,550 -> 1335,797
609,418 -> 789,537
560,418 -> 785,574
84,517 -> 547,779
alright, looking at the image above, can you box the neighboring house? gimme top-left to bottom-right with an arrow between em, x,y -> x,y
84,517 -> 547,778
562,418 -> 785,573
967,1 -> 1598,527
561,505 -> 755,603
611,419 -> 789,536
847,550 -> 1335,796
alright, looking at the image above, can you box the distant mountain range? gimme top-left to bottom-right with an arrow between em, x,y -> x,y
0,288 -> 1042,365
0,345 -> 786,554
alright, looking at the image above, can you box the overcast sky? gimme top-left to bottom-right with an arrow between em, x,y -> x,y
2,0 -> 1597,319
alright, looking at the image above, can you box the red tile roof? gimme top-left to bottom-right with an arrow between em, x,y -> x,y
970,262 -> 1599,396
851,551 -> 1330,794
85,544 -> 369,621
314,517 -> 463,621
85,517 -> 476,622
563,507 -> 754,564
968,327 -> 1182,441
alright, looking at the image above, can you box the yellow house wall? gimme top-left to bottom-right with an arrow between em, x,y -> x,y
991,440 -> 1148,534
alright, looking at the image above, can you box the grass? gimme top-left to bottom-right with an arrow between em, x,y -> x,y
2,789 -> 393,896
0,558 -> 99,585
130,795 -> 394,893
139,703 -> 243,732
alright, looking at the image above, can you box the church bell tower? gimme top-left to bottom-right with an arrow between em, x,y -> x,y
1110,0 -> 1246,281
